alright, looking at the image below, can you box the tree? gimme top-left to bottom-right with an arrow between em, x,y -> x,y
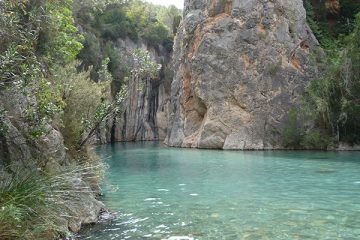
55,61 -> 126,150
156,5 -> 182,35
38,0 -> 84,64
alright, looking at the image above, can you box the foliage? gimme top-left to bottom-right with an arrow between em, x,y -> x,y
280,108 -> 333,149
0,0 -> 82,138
131,48 -> 161,80
54,62 -> 108,149
303,1 -> 360,145
74,0 -> 126,12
0,0 -> 42,88
76,32 -> 105,80
74,0 -> 179,89
97,7 -> 138,41
155,5 -> 182,35
38,0 -> 84,64
98,58 -> 113,82
304,0 -> 360,37
0,0 -> 83,68
172,15 -> 182,35
0,1 -> 110,238
23,80 -> 65,139
0,165 -> 103,240
93,1 -> 175,45
143,21 -> 170,47
304,12 -> 360,145
0,173 -> 64,239
337,0 -> 360,35
281,108 -> 303,148
301,131 -> 332,150
303,0 -> 337,49
104,42 -> 130,83
55,61 -> 126,150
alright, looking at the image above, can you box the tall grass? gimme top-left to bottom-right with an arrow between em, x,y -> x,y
0,162 -> 105,240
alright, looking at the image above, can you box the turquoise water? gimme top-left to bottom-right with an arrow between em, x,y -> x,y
79,142 -> 360,239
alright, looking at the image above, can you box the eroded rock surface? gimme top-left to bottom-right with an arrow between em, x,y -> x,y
96,38 -> 172,143
165,0 -> 320,149
0,88 -> 103,233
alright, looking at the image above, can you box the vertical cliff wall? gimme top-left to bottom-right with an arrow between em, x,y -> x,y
97,38 -> 172,143
165,0 -> 320,149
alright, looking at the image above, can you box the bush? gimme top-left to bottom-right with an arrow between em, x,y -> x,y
0,173 -> 71,239
162,37 -> 174,53
281,108 -> 303,148
0,163 -> 105,240
97,7 -> 138,41
77,33 -> 102,71
54,62 -> 111,150
37,0 -> 84,64
142,22 -> 169,47
304,12 -> 360,144
301,131 -> 332,150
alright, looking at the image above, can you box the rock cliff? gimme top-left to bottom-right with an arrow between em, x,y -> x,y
97,38 -> 172,143
165,0 -> 320,149
0,87 -> 103,232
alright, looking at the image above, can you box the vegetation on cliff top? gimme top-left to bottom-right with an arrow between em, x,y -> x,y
75,0 -> 181,83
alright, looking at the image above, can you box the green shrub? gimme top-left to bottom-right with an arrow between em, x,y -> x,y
281,108 -> 303,148
77,33 -> 102,71
142,22 -> 169,47
132,48 -> 161,80
301,131 -> 332,150
162,37 -> 174,53
54,62 -> 110,150
0,162 -> 105,240
97,7 -> 138,41
304,12 -> 360,144
0,173 -> 69,239
40,0 -> 84,64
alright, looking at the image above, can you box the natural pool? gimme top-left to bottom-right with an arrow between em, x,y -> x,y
78,142 -> 360,239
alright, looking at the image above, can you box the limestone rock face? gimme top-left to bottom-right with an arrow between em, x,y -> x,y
0,88 -> 103,233
0,89 -> 67,174
96,38 -> 171,143
165,0 -> 320,149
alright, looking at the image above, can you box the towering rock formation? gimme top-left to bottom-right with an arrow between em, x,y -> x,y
165,0 -> 320,149
96,38 -> 172,143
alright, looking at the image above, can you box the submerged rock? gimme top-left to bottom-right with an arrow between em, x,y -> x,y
165,0 -> 320,149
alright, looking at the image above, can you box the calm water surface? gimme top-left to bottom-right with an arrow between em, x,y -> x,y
79,142 -> 360,239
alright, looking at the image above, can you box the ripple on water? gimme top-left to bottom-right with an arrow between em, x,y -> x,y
157,189 -> 169,192
144,198 -> 161,201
